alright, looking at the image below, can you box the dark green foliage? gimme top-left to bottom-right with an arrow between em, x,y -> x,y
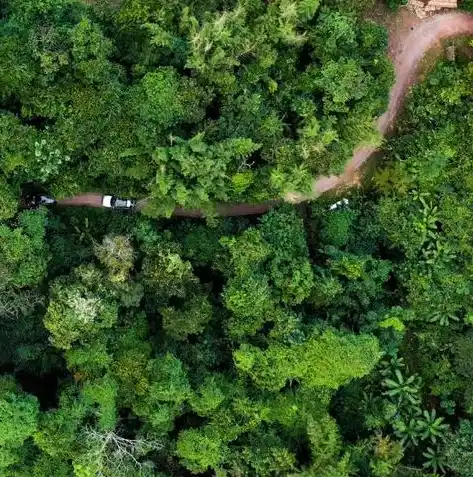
0,0 -> 471,476
0,0 -> 392,214
385,0 -> 408,10
319,209 -> 356,247
0,377 -> 39,470
0,186 -> 455,476
0,210 -> 49,288
161,293 -> 213,340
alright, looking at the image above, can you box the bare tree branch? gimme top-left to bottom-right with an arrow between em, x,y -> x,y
83,427 -> 163,475
0,289 -> 44,319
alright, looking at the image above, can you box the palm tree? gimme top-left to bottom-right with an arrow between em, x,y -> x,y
382,369 -> 421,409
393,418 -> 422,447
416,409 -> 449,444
422,446 -> 446,474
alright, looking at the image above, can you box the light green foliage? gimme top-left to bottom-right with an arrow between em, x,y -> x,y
140,242 -> 197,302
0,377 -> 39,472
131,353 -> 191,433
147,353 -> 190,404
147,134 -> 260,216
34,391 -> 88,459
70,18 -> 113,83
312,10 -> 357,59
234,330 -> 380,390
306,414 -> 342,470
270,257 -> 315,305
260,208 -> 315,304
445,420 -> 473,476
81,376 -> 118,431
0,179 -> 18,220
228,429 -> 297,476
132,68 -> 208,129
176,428 -> 226,473
223,274 -> 274,336
319,209 -> 356,247
189,376 -> 226,417
94,235 -> 134,283
65,341 -> 112,378
259,207 -> 309,261
316,58 -> 370,113
44,271 -> 118,349
220,228 -> 270,277
369,435 -> 404,477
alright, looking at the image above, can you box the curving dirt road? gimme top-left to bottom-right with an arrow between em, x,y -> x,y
57,11 -> 473,216
287,11 -> 473,202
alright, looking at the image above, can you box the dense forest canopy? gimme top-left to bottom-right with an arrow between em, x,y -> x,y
0,0 -> 393,216
1,0 -> 473,476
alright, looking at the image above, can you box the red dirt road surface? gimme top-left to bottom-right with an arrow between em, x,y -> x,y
57,193 -> 104,207
288,11 -> 473,202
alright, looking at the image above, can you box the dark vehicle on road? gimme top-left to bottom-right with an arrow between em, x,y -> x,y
24,194 -> 57,209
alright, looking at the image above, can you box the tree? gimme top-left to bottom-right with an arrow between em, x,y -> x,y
0,377 -> 38,447
0,179 -> 18,220
44,269 -> 118,350
140,242 -> 197,303
445,420 -> 473,476
223,274 -> 274,338
188,376 -> 226,417
176,428 -> 226,474
234,330 -> 380,391
73,427 -> 162,477
306,414 -> 343,470
0,210 -> 50,288
161,293 -> 213,340
0,376 -> 39,471
94,235 -> 135,283
144,134 -> 261,216
131,353 -> 191,433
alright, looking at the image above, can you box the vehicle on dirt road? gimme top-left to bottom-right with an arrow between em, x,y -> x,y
101,195 -> 137,210
24,194 -> 57,208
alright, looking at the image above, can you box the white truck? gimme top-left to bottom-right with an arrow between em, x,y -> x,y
101,195 -> 136,210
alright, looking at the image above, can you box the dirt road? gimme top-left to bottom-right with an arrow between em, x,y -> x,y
289,11 -> 473,201
57,11 -> 473,216
57,193 -> 104,208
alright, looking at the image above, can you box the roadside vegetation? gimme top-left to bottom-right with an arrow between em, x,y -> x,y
0,0 -> 392,216
1,1 -> 473,476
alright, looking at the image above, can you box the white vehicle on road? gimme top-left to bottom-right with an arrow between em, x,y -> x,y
329,198 -> 349,211
102,195 -> 136,210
